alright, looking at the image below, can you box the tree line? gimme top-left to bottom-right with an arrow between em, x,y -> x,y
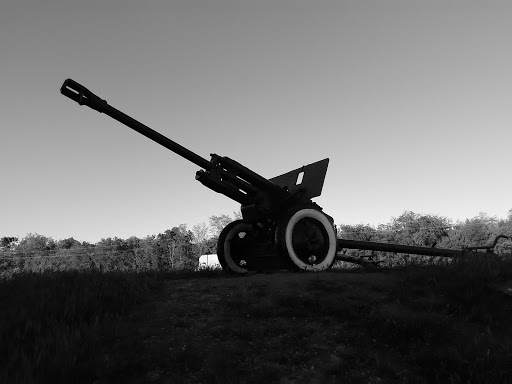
1,210 -> 511,277
337,210 -> 512,264
0,213 -> 238,278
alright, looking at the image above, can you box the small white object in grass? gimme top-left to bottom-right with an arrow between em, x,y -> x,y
198,254 -> 221,270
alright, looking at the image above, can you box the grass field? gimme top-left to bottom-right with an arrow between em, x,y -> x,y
2,254 -> 512,383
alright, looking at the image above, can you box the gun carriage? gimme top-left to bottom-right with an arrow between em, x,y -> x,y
61,79 -> 508,273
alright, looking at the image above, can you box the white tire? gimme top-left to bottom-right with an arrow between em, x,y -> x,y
278,208 -> 336,271
217,220 -> 250,274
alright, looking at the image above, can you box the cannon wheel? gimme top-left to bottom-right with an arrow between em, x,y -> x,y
217,220 -> 251,274
276,207 -> 337,271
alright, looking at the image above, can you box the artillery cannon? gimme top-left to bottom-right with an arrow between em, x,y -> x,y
61,79 -> 508,273
61,79 -> 337,273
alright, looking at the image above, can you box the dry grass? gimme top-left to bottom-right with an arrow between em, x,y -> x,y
2,256 -> 512,383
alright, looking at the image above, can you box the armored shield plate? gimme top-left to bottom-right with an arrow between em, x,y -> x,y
269,158 -> 329,200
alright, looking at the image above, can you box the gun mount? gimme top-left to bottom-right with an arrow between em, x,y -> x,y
61,79 -> 337,272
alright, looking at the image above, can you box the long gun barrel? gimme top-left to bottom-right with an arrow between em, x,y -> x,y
61,79 -> 326,219
61,79 -> 212,170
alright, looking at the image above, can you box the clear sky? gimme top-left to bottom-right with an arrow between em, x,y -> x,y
1,0 -> 511,243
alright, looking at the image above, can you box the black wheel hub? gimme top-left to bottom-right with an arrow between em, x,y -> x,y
291,218 -> 329,265
229,230 -> 253,267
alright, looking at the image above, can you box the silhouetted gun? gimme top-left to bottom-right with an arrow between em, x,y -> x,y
61,79 -> 498,273
61,79 -> 337,272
